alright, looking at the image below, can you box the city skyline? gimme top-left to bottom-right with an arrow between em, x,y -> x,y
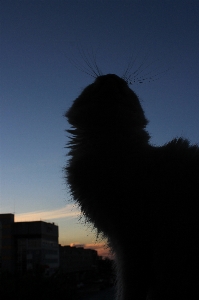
14,208 -> 110,257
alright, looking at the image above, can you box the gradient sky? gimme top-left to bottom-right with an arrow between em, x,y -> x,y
1,1 -> 199,257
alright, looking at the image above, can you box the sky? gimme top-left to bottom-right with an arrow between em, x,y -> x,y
1,1 -> 199,257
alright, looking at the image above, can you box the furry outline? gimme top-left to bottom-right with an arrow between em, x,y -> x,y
65,74 -> 199,300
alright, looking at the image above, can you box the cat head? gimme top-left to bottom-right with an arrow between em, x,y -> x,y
66,74 -> 148,136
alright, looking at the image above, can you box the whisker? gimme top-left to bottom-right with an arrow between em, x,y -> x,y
123,54 -> 170,85
77,46 -> 100,78
68,56 -> 97,78
90,48 -> 103,76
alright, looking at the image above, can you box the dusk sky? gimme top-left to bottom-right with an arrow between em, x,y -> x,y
1,1 -> 199,257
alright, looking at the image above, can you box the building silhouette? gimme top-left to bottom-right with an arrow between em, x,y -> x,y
0,214 -> 15,273
0,214 -> 100,277
59,245 -> 98,274
0,213 -> 59,274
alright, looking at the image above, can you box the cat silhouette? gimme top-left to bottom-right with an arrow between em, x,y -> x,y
65,74 -> 199,300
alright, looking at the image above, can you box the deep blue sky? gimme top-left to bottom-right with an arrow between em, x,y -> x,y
1,1 -> 199,254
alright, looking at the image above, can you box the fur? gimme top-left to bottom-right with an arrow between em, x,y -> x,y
65,74 -> 199,300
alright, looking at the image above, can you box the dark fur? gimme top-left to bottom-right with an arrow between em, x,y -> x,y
65,74 -> 199,300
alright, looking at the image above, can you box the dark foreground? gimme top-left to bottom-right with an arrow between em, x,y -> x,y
0,271 -> 115,300
79,286 -> 115,300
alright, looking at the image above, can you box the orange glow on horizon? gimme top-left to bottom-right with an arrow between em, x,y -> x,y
67,242 -> 114,259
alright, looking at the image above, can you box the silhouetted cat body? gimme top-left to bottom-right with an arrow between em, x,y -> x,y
65,74 -> 199,300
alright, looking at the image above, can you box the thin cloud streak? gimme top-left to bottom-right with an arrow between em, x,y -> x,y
70,242 -> 113,259
15,205 -> 80,222
85,243 -> 113,259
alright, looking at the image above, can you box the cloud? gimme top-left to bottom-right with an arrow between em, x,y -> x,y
70,242 -> 114,259
84,243 -> 113,258
15,205 -> 80,222
70,243 -> 85,248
